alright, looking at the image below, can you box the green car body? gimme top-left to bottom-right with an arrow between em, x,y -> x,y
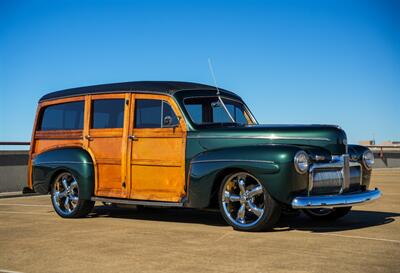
29,82 -> 381,228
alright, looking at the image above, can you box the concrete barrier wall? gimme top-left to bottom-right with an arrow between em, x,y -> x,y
0,150 -> 399,193
0,151 -> 29,192
372,151 -> 400,168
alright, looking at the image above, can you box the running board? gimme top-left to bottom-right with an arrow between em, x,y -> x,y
91,197 -> 184,207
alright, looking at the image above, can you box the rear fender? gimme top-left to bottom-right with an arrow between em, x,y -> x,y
32,148 -> 94,200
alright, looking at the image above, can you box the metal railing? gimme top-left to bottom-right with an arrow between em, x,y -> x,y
0,142 -> 31,146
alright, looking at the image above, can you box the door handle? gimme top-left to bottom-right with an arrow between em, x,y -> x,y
85,135 -> 93,141
128,135 -> 138,141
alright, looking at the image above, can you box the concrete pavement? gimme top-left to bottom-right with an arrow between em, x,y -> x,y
0,169 -> 399,273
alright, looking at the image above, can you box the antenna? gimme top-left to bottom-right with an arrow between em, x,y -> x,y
208,58 -> 220,95
207,58 -> 235,122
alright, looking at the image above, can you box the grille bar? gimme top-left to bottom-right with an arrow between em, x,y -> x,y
308,155 -> 362,196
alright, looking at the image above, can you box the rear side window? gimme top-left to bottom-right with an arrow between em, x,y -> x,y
135,99 -> 178,128
91,99 -> 124,129
39,101 -> 84,131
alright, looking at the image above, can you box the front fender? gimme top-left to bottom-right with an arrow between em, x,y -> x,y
32,148 -> 94,200
186,144 -> 307,208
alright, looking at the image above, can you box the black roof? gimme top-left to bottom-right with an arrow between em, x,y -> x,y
39,81 -> 237,102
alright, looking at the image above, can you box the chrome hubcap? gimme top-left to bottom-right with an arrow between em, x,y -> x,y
52,172 -> 79,215
222,172 -> 265,227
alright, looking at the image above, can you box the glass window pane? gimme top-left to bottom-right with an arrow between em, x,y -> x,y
185,104 -> 203,123
135,99 -> 162,128
235,107 -> 248,124
39,101 -> 84,131
162,101 -> 179,127
91,99 -> 124,129
212,104 -> 232,123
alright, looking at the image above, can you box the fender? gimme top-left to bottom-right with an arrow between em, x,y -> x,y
186,144 -> 308,208
32,147 -> 94,200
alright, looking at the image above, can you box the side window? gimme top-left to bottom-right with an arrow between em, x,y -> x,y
39,101 -> 84,131
162,101 -> 179,127
91,99 -> 124,129
135,99 -> 179,128
135,99 -> 162,128
185,104 -> 203,123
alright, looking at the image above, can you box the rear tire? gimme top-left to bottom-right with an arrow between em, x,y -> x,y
303,207 -> 352,221
50,171 -> 95,218
218,172 -> 281,232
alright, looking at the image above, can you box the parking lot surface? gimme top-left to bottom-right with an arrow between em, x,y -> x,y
0,169 -> 399,273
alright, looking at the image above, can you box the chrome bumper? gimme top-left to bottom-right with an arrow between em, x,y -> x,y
291,188 -> 381,209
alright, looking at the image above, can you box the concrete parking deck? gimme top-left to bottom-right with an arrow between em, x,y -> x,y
1,169 -> 399,273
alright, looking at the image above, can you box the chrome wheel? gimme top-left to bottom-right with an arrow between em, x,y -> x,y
221,172 -> 265,228
52,172 -> 79,216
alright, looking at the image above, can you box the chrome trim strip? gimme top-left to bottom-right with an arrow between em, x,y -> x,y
91,197 -> 184,207
341,154 -> 350,192
187,135 -> 331,141
190,159 -> 275,164
33,161 -> 93,165
292,188 -> 381,209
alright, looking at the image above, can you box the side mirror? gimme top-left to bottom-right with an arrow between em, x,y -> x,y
163,115 -> 173,126
163,115 -> 179,128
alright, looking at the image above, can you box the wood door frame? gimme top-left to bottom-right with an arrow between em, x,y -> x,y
127,93 -> 187,201
85,93 -> 131,198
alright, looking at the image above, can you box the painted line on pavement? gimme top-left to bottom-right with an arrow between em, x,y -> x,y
0,269 -> 25,273
0,211 -> 51,215
0,203 -> 51,207
293,230 -> 400,244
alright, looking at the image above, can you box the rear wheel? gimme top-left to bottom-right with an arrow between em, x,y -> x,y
218,172 -> 281,232
50,172 -> 95,218
303,207 -> 352,220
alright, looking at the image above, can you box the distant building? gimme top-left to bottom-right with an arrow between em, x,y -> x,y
359,140 -> 375,146
358,140 -> 400,146
380,140 -> 400,146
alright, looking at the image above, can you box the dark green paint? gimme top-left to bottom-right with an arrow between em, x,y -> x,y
31,88 -> 372,208
32,148 -> 94,200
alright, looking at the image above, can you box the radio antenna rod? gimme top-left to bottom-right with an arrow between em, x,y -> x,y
208,58 -> 220,95
207,58 -> 235,122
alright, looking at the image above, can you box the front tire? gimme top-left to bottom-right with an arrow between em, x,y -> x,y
218,172 -> 281,232
50,172 -> 95,218
303,207 -> 352,221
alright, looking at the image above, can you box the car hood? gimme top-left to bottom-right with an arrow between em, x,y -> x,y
187,124 -> 347,155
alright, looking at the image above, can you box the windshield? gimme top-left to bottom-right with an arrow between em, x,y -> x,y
183,97 -> 256,125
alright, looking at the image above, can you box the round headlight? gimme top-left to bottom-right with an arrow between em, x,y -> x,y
362,150 -> 374,170
294,151 -> 309,174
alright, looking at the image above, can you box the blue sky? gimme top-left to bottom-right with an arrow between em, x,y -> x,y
0,0 -> 399,145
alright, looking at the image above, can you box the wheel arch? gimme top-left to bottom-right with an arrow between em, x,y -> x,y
31,147 -> 95,200
208,167 -> 248,208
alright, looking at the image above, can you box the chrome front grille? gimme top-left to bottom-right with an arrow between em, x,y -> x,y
308,155 -> 362,195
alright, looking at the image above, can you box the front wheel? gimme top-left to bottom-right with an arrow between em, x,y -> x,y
218,172 -> 281,232
303,207 -> 352,221
51,171 -> 95,218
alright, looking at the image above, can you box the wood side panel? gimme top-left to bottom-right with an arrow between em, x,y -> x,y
130,165 -> 184,202
88,93 -> 128,198
129,93 -> 187,202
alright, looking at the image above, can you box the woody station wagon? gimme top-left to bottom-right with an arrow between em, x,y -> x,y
27,81 -> 381,231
